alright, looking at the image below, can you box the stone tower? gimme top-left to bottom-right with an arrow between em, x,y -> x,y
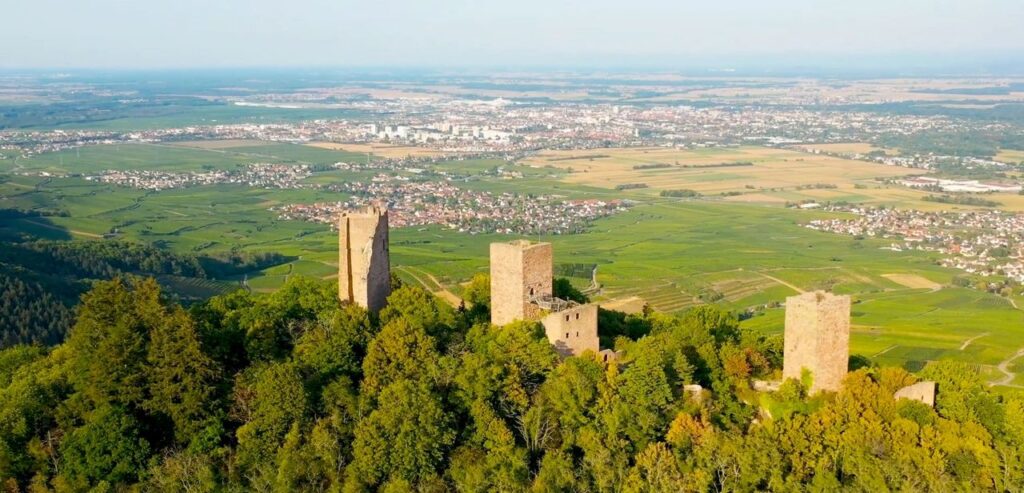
783,291 -> 851,394
489,240 -> 553,326
339,206 -> 390,313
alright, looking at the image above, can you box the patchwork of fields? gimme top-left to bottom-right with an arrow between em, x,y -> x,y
3,141 -> 1024,383
521,146 -> 921,193
388,201 -> 1024,381
522,146 -> 1024,211
10,141 -> 371,174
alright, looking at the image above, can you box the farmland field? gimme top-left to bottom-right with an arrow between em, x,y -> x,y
309,142 -> 449,159
14,141 -> 372,175
793,142 -> 895,155
522,145 -> 1024,212
996,148 -> 1024,164
14,143 -> 256,173
386,200 -> 1024,379
4,142 -> 1024,384
522,145 -> 923,194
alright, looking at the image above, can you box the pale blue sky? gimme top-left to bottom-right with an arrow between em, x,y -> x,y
2,0 -> 1022,69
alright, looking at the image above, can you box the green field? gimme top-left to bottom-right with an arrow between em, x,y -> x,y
14,144 -> 253,174
3,144 -> 1024,384
13,142 -> 372,175
15,103 -> 371,132
385,200 -> 1024,379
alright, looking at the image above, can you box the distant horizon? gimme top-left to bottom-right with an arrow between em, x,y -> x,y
3,51 -> 1024,78
4,0 -> 1023,73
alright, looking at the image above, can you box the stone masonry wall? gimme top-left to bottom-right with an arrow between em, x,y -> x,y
339,207 -> 391,313
490,240 -> 552,326
782,291 -> 850,394
541,303 -> 599,357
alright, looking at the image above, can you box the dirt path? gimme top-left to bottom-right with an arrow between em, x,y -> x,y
419,269 -> 463,307
23,218 -> 104,239
755,272 -> 805,294
959,332 -> 989,351
991,348 -> 1024,387
398,266 -> 462,308
582,266 -> 601,295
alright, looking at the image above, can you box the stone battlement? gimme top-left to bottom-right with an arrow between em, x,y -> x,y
528,293 -> 578,313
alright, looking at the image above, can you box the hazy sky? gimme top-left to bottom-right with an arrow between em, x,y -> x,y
2,0 -> 1023,69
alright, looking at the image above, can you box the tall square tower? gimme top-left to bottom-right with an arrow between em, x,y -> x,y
339,206 -> 391,313
783,291 -> 851,394
489,240 -> 552,326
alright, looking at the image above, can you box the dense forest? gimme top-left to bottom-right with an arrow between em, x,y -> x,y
0,213 -> 288,347
1,274 -> 1022,492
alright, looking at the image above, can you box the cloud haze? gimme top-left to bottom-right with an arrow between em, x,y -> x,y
2,0 -> 1022,69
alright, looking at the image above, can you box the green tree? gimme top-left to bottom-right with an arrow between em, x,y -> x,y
447,400 -> 530,492
462,273 -> 490,309
294,303 -> 372,383
352,380 -> 455,487
553,278 -> 588,304
379,285 -> 459,340
613,340 -> 674,449
66,277 -> 165,408
454,321 -> 558,414
531,450 -> 577,492
237,276 -> 340,362
622,442 -> 687,493
272,422 -> 330,493
537,355 -> 603,449
0,346 -> 69,486
146,306 -> 220,446
145,449 -> 218,493
59,405 -> 151,488
361,319 -> 439,398
235,361 -> 310,472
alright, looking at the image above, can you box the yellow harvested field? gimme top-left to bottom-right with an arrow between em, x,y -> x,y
882,274 -> 943,290
996,149 -> 1024,164
308,142 -> 448,158
170,139 -> 268,149
523,146 -> 923,194
721,184 -> 1024,212
600,296 -> 646,314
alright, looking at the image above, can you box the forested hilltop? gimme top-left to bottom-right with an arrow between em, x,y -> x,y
1,275 -> 1022,492
0,211 -> 288,347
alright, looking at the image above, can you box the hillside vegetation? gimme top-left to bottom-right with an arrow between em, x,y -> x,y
0,276 -> 1021,491
0,211 -> 288,347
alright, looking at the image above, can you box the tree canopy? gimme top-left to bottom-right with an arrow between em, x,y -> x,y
0,275 -> 1021,492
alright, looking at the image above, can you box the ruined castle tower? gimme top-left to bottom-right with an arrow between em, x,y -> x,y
339,206 -> 390,313
783,291 -> 851,394
542,303 -> 600,358
489,240 -> 600,357
489,240 -> 552,326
